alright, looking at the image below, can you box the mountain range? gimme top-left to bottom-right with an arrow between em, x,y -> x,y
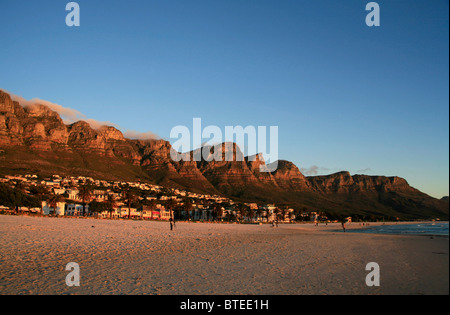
1,90 -> 448,220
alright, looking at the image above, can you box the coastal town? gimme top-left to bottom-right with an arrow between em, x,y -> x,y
0,173 -> 325,224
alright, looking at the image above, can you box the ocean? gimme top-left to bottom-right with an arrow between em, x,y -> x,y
346,222 -> 449,236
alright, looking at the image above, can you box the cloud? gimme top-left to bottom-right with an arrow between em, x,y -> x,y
84,119 -> 120,130
356,168 -> 372,173
123,130 -> 160,140
300,165 -> 330,176
33,98 -> 86,122
6,91 -> 85,123
26,98 -> 118,130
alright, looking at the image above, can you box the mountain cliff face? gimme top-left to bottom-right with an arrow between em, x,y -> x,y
306,172 -> 417,194
0,90 -> 448,219
271,160 -> 311,191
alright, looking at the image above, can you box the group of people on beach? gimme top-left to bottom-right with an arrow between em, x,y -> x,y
313,218 -> 347,232
168,217 -> 351,232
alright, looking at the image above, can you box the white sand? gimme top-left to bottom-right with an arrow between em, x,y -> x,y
0,216 -> 448,295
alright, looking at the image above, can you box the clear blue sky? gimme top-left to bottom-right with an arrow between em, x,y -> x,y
1,0 -> 448,198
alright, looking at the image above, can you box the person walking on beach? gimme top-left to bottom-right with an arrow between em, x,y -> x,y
341,218 -> 347,232
169,217 -> 173,231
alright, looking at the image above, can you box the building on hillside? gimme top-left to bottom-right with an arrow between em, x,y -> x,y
138,205 -> 170,220
118,206 -> 140,219
67,189 -> 79,200
18,207 -> 40,214
65,204 -> 87,216
42,201 -> 66,216
143,205 -> 170,220
245,203 -> 259,210
192,208 -> 214,221
93,190 -> 108,202
53,188 -> 66,195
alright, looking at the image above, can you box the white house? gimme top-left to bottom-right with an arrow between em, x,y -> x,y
67,189 -> 79,200
65,204 -> 87,216
42,201 -> 66,216
53,188 -> 66,195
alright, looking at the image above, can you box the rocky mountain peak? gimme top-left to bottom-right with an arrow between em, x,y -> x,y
1,89 -> 447,220
97,125 -> 125,141
0,90 -> 15,114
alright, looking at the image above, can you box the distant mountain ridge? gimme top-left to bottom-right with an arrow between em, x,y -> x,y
1,90 -> 448,220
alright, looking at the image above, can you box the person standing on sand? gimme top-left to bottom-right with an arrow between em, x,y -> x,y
169,217 -> 173,231
341,218 -> 347,232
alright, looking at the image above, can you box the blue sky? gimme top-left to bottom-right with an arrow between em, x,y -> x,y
0,0 -> 448,198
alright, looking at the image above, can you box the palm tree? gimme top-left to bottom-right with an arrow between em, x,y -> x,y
247,207 -> 255,223
30,184 -> 49,215
225,210 -> 232,222
281,208 -> 287,223
256,208 -> 263,222
166,199 -> 177,220
273,207 -> 280,224
147,199 -> 157,220
78,185 -> 92,216
13,181 -> 26,214
122,189 -> 137,219
237,204 -> 248,222
105,196 -> 118,219
47,192 -> 63,216
14,180 -> 26,192
213,204 -> 223,222
293,208 -> 300,222
88,200 -> 104,218
264,210 -> 270,223
183,198 -> 193,221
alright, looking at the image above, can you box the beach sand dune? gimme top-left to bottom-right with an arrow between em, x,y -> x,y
0,216 -> 448,295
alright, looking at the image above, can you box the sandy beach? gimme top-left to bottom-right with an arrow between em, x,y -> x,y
0,215 -> 448,295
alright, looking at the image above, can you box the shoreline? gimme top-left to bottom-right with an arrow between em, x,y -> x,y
0,215 -> 448,295
1,212 -> 445,226
4,212 -> 449,237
